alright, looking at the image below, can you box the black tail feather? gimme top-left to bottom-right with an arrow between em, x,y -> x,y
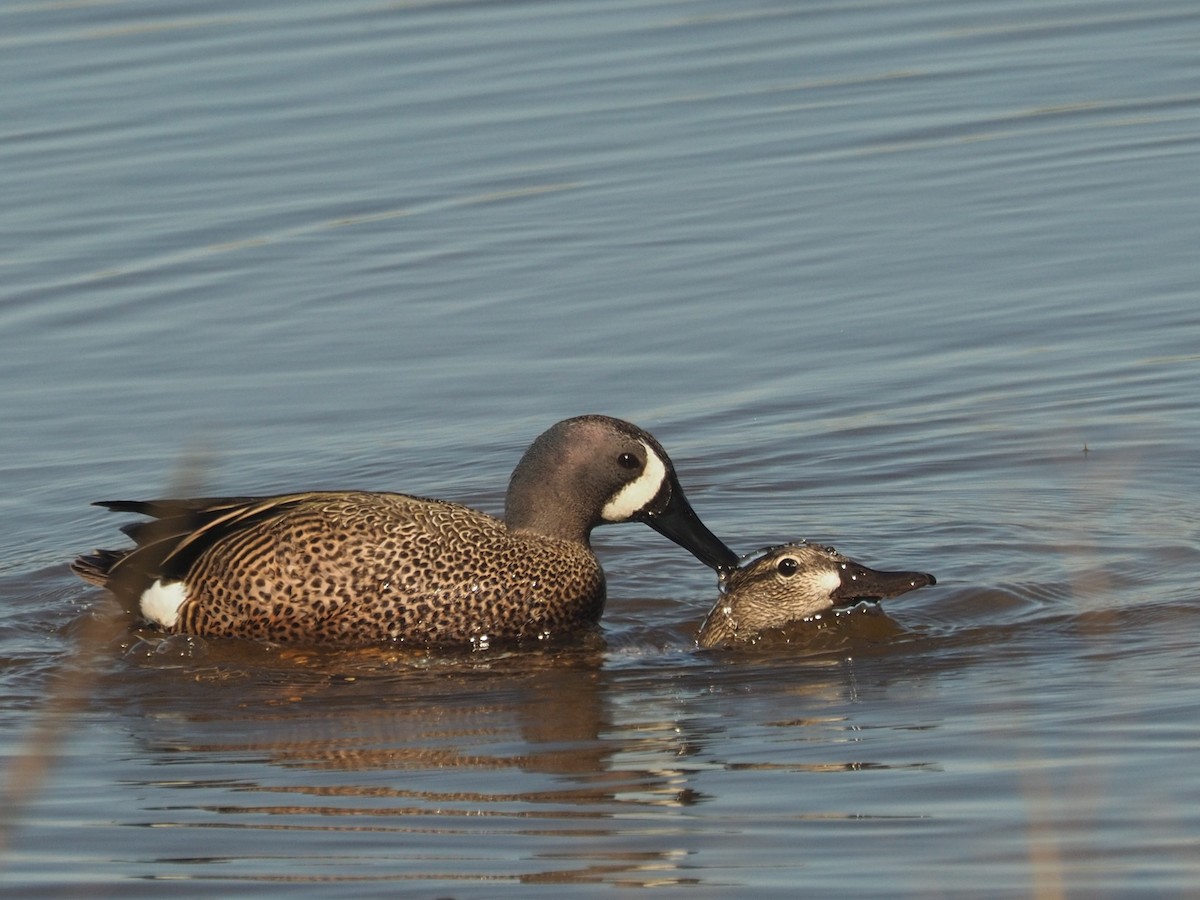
69,548 -> 130,587
73,494 -> 311,604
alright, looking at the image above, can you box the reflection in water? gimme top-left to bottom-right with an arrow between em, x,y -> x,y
96,626 -> 917,887
8,577 -> 1199,890
109,640 -> 681,884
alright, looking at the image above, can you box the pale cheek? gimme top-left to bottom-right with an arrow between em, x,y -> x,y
819,570 -> 842,594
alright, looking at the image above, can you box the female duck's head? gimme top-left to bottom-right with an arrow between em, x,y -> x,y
697,542 -> 935,648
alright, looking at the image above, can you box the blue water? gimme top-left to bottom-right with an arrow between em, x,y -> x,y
2,0 -> 1199,895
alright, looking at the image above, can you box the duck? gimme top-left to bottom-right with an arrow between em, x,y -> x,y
696,542 -> 935,649
72,415 -> 738,648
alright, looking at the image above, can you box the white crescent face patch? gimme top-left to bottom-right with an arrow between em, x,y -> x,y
600,440 -> 668,522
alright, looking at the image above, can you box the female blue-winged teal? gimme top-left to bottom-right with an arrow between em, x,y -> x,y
697,542 -> 935,648
72,415 -> 738,648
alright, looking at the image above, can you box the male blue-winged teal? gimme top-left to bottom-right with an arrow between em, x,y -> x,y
72,415 -> 738,648
696,542 -> 935,648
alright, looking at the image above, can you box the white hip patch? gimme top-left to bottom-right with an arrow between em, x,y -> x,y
140,579 -> 188,628
601,441 -> 667,522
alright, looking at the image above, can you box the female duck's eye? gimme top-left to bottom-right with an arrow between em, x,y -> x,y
617,452 -> 641,470
777,558 -> 798,577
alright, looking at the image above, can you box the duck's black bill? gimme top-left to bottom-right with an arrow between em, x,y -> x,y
637,477 -> 738,573
832,563 -> 936,604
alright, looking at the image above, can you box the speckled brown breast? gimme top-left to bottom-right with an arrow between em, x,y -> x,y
172,493 -> 606,646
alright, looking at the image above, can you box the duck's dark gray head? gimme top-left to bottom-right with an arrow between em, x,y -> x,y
505,415 -> 737,573
696,542 -> 935,648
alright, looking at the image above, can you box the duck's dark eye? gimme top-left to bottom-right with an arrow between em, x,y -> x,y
617,452 -> 641,470
777,557 -> 798,577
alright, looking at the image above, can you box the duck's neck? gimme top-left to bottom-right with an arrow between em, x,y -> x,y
504,472 -> 594,544
504,437 -> 596,544
696,602 -> 739,649
505,506 -> 592,545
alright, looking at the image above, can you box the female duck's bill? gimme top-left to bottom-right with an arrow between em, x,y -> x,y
697,542 -> 935,649
72,414 -> 738,648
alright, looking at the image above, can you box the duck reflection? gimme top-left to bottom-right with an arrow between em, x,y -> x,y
114,632 -> 718,886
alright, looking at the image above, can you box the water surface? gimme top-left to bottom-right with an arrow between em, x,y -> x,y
2,0 -> 1199,895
